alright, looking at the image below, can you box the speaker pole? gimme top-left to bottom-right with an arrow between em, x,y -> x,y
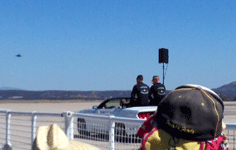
163,63 -> 164,85
158,48 -> 168,85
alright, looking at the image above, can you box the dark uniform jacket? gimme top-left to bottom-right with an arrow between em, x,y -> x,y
148,83 -> 166,106
130,82 -> 149,106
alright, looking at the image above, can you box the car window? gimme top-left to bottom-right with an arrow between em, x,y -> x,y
104,99 -> 120,108
97,98 -> 131,109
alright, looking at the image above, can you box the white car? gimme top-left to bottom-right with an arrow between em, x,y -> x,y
77,97 -> 157,140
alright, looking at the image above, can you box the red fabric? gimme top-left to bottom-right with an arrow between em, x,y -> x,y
200,141 -> 205,150
199,134 -> 230,150
136,114 -> 156,138
141,128 -> 159,150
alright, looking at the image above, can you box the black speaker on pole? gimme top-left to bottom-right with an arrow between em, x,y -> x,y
158,48 -> 169,85
159,48 -> 169,64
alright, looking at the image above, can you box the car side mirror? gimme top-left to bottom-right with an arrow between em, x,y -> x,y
92,106 -> 98,109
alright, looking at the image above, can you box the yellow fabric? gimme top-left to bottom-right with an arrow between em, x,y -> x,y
145,129 -> 201,150
222,122 -> 226,129
47,124 -> 69,149
34,124 -> 100,150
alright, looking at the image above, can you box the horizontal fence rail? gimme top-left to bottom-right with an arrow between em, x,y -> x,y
0,109 -> 235,150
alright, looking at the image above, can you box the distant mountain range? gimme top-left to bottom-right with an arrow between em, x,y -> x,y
0,81 -> 235,101
212,81 -> 236,99
0,86 -> 23,90
0,89 -> 132,100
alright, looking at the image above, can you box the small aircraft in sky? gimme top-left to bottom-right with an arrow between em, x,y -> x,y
16,54 -> 22,57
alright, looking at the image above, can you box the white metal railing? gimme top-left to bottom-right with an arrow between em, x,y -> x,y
73,112 -> 145,150
0,109 -> 235,150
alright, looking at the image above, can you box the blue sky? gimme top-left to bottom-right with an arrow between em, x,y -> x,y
0,0 -> 235,91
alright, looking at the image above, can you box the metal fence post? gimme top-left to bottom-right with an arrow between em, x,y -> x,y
63,111 -> 74,140
109,116 -> 115,150
2,110 -> 12,150
31,111 -> 37,146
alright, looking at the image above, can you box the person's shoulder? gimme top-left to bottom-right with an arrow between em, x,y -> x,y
142,82 -> 149,87
152,83 -> 159,87
150,84 -> 154,89
132,83 -> 139,90
157,83 -> 165,87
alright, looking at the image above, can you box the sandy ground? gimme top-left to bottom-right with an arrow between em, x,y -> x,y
0,100 -> 102,112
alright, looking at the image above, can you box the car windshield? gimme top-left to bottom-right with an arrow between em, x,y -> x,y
98,98 -> 131,109
105,99 -> 120,108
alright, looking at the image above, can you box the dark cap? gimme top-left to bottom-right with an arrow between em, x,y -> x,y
156,84 -> 224,141
137,75 -> 143,80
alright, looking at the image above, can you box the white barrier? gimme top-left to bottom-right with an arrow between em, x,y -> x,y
73,113 -> 145,150
0,109 -> 235,150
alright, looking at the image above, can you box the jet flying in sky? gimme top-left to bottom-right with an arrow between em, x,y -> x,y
16,54 -> 22,57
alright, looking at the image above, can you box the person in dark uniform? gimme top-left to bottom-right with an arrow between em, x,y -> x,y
129,75 -> 149,107
148,75 -> 166,106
